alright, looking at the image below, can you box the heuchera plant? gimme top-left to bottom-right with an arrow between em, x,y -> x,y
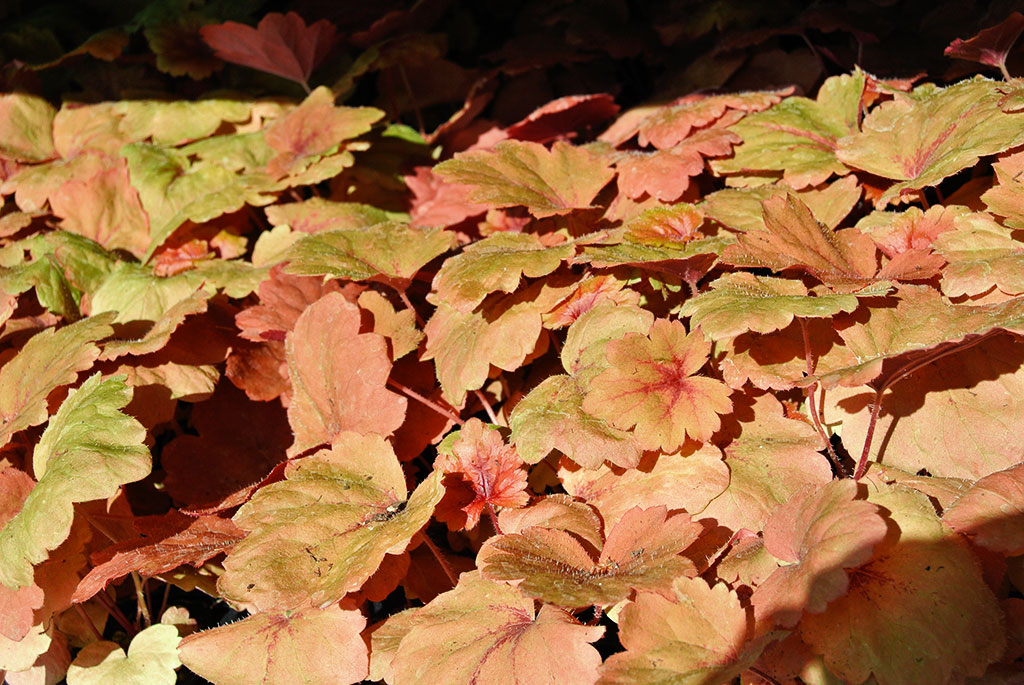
1,5 -> 1023,684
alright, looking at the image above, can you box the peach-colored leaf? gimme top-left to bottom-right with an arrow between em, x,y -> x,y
434,140 -> 616,218
722,194 -> 878,289
582,318 -> 732,452
615,128 -> 740,201
598,578 -> 775,684
436,419 -> 529,529
179,603 -> 367,685
933,210 -> 1024,297
235,264 -> 341,342
479,506 -> 702,607
837,76 -> 1024,206
751,480 -> 887,628
199,11 -> 338,87
943,462 -> 1024,555
496,495 -> 604,551
701,393 -> 832,533
72,512 -> 245,603
285,292 -> 406,455
218,434 -> 442,612
800,483 -> 1004,684
391,572 -> 603,685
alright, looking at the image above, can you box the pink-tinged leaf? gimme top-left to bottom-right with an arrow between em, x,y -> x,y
435,419 -> 529,529
391,572 -> 603,685
404,166 -> 488,229
701,393 -> 832,532
711,72 -> 865,188
722,194 -> 879,290
602,89 -> 790,149
983,148 -> 1024,228
507,93 -> 620,144
179,603 -> 366,685
0,93 -> 56,162
199,11 -> 338,87
811,284 -> 1024,390
72,512 -> 245,603
0,468 -> 41,642
0,374 -> 149,590
837,76 -> 1024,206
434,140 -> 616,218
944,462 -> 1024,555
49,160 -> 150,259
598,578 -> 778,684
264,87 -> 382,179
496,495 -> 605,552
582,318 -> 732,452
933,210 -> 1024,297
616,128 -> 740,201
218,434 -> 443,612
265,197 -> 394,234
750,480 -> 887,628
945,12 -> 1024,76
235,264 -> 342,342
561,444 -> 729,530
800,483 -> 1004,684
432,232 -> 574,312
151,239 -> 213,277
479,505 -> 703,607
0,313 -> 114,450
510,374 -> 642,469
542,274 -> 640,329
67,623 -> 179,684
285,292 -> 406,456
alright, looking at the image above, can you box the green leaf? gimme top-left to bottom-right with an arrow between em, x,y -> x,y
837,76 -> 1024,206
433,232 -> 574,312
711,70 -> 866,188
435,140 -> 615,218
681,272 -> 888,340
0,374 -> 150,588
285,222 -> 455,283
0,314 -> 114,449
0,93 -> 56,162
218,434 -> 443,612
114,98 -> 253,146
66,624 -> 179,685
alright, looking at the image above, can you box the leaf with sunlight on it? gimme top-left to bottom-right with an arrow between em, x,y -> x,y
943,462 -> 1024,555
478,505 -> 702,607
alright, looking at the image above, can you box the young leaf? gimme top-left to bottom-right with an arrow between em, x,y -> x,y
434,140 -> 616,218
66,624 -> 179,685
750,480 -> 888,628
178,603 -> 367,685
582,318 -> 732,452
479,505 -> 702,607
0,313 -> 114,449
680,272 -> 885,341
432,232 -> 574,312
799,483 -> 1004,684
598,578 -> 775,684
0,374 -> 150,589
391,572 -> 603,685
711,71 -> 865,188
721,194 -> 879,289
218,433 -> 443,612
285,292 -> 407,455
435,419 -> 529,529
836,77 -> 1024,206
199,11 -> 339,89
945,12 -> 1024,79
943,462 -> 1024,555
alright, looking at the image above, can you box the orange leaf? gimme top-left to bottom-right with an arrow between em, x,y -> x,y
582,318 -> 732,451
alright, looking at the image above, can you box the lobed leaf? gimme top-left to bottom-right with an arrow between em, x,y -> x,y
66,624 -> 179,685
178,603 -> 367,685
218,433 -> 443,612
0,314 -> 114,449
0,374 -> 149,589
943,461 -> 1024,555
434,140 -> 615,218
